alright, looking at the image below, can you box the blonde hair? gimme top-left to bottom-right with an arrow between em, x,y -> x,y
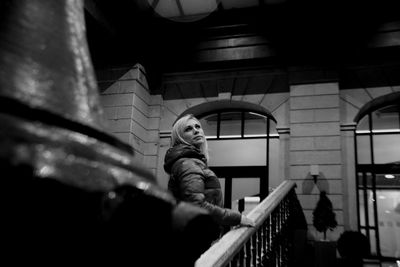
171,114 -> 209,162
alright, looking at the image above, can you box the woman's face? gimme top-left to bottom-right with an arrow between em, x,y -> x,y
181,118 -> 205,148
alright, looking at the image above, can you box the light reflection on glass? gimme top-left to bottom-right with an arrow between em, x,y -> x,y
356,129 -> 400,134
377,190 -> 400,258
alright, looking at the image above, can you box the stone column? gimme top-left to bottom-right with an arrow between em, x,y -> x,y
289,82 -> 343,241
99,64 -> 160,176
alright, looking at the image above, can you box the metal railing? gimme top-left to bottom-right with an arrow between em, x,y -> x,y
195,180 -> 305,267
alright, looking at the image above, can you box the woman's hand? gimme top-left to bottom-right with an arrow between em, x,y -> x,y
240,215 -> 256,227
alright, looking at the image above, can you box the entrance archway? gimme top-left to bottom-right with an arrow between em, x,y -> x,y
354,93 -> 400,261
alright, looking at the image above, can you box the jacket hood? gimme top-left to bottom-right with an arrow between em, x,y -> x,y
163,144 -> 206,174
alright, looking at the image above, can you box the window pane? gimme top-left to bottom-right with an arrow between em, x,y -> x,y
208,139 -> 266,166
232,178 -> 260,202
366,172 -> 373,188
377,189 -> 400,258
368,190 -> 375,227
356,135 -> 371,164
357,173 -> 362,187
373,134 -> 400,164
220,112 -> 242,138
244,112 -> 266,137
269,138 -> 280,188
361,228 -> 367,237
369,229 -> 377,256
357,115 -> 370,133
357,172 -> 372,189
359,190 -> 366,226
376,173 -> 400,187
372,105 -> 400,131
199,114 -> 218,138
359,188 -> 376,228
219,178 -> 225,201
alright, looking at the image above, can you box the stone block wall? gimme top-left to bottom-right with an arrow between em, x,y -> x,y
99,64 -> 161,177
289,82 -> 344,241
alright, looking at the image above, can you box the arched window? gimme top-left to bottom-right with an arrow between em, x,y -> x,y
197,109 -> 278,213
199,110 -> 277,139
355,103 -> 400,261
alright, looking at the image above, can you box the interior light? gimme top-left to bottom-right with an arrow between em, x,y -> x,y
372,129 -> 400,133
243,134 -> 267,137
356,129 -> 400,134
244,197 -> 260,203
220,135 -> 242,138
356,130 -> 370,134
385,174 -> 395,179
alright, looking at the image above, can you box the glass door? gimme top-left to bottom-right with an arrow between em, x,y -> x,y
357,164 -> 400,259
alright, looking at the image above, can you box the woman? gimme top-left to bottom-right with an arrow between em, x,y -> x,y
164,114 -> 255,231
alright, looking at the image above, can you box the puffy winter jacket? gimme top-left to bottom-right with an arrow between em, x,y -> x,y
164,144 -> 241,226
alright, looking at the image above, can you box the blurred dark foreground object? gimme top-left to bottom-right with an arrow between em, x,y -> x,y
2,172 -> 218,266
0,0 -> 218,266
337,231 -> 370,267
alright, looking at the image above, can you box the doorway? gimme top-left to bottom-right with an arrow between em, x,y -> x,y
357,164 -> 400,260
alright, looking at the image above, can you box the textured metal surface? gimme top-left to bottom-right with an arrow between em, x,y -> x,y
0,112 -> 171,196
0,0 -> 106,132
0,0 -> 156,191
0,1 -> 219,265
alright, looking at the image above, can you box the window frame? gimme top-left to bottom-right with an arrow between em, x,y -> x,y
355,104 -> 400,262
198,109 -> 278,140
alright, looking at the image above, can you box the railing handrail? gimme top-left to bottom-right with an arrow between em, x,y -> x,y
195,180 -> 296,267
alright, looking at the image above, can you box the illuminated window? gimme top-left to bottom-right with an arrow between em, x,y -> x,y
355,104 -> 400,259
198,110 -> 277,140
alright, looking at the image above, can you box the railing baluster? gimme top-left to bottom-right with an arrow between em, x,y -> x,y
266,215 -> 271,265
256,228 -> 263,266
195,181 -> 306,267
240,247 -> 245,267
250,235 -> 257,267
260,222 -> 264,264
279,210 -> 282,267
262,221 -> 267,265
231,251 -> 239,267
245,239 -> 251,267
275,208 -> 278,267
